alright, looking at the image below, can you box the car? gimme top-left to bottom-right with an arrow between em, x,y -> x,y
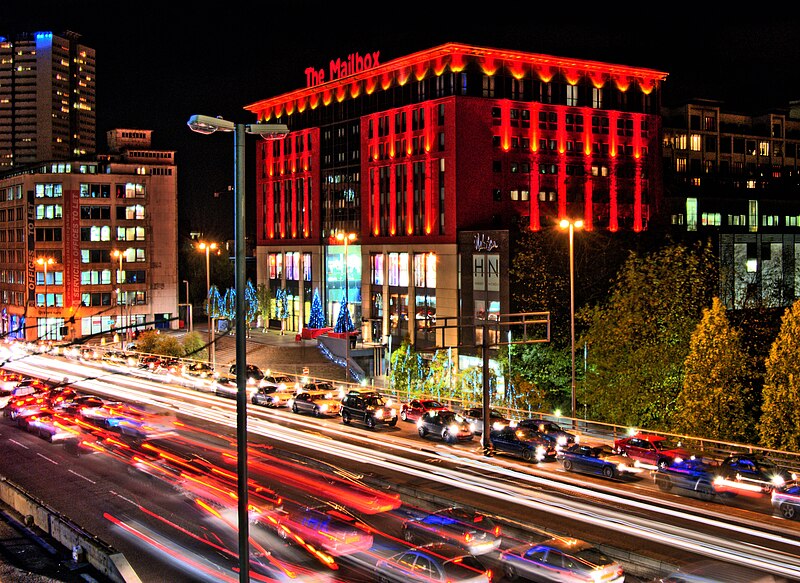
261,505 -> 373,556
261,373 -> 299,391
401,507 -> 502,556
0,372 -> 27,391
517,417 -> 578,448
771,482 -> 800,519
0,379 -> 47,409
613,432 -> 691,469
416,410 -> 473,444
652,457 -> 720,501
374,542 -> 492,583
229,363 -> 264,383
181,361 -> 216,381
714,453 -> 797,496
300,380 -> 337,393
400,398 -> 449,422
4,394 -> 49,421
499,536 -> 625,583
251,385 -> 296,408
19,411 -> 84,442
559,443 -> 643,479
460,407 -> 511,435
290,390 -> 341,417
339,390 -> 397,429
57,394 -> 107,417
490,426 -> 556,462
212,374 -> 243,399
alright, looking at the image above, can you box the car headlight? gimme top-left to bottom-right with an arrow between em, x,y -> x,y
674,456 -> 684,464
557,435 -> 567,446
535,445 -> 546,461
319,404 -> 328,412
772,475 -> 786,488
448,423 -> 460,434
374,409 -> 384,419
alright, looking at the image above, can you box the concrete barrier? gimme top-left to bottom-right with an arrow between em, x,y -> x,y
0,475 -> 141,583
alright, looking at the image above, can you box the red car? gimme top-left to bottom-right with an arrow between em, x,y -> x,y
400,398 -> 448,422
613,432 -> 691,470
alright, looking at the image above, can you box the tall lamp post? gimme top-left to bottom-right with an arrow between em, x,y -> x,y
182,279 -> 192,332
559,218 -> 583,423
36,257 -> 54,340
188,114 -> 289,583
336,231 -> 356,382
112,249 -> 126,345
197,241 -> 218,367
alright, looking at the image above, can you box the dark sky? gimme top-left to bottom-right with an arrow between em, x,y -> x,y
4,4 -> 800,241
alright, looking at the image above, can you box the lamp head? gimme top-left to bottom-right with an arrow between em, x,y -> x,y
187,114 -> 235,134
247,123 -> 290,140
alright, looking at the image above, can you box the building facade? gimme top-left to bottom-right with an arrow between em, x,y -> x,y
244,43 -> 666,351
661,99 -> 800,309
0,31 -> 96,171
0,129 -> 178,343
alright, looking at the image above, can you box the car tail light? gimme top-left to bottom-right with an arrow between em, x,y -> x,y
486,568 -> 493,581
464,532 -> 473,543
493,526 -> 501,536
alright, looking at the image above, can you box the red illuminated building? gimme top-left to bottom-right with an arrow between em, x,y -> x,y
244,42 -> 667,366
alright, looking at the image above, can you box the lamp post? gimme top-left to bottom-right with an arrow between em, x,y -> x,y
559,218 -> 583,423
182,279 -> 192,332
36,257 -> 54,340
336,231 -> 356,382
197,241 -> 218,366
188,114 -> 289,583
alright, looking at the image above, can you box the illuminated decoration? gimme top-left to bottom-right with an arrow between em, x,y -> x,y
307,288 -> 326,329
247,43 -> 666,125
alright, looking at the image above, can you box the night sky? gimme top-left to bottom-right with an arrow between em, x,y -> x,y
4,4 -> 800,242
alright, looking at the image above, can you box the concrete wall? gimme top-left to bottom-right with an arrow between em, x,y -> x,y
0,475 -> 141,583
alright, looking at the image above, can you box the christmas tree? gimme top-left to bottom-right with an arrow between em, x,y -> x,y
333,298 -> 354,333
307,288 -> 325,329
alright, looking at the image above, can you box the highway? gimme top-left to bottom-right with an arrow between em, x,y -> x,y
1,349 -> 798,582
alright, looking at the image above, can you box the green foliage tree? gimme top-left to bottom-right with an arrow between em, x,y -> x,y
157,335 -> 185,357
758,299 -> 800,450
673,297 -> 754,442
256,284 -> 273,331
181,330 -> 208,362
579,240 -> 718,429
500,343 -> 571,415
135,330 -> 161,354
389,340 -> 425,399
424,350 -> 455,399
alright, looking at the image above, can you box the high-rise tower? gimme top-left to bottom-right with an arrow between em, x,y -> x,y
0,30 -> 96,170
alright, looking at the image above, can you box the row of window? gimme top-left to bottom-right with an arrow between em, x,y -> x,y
666,134 -> 799,158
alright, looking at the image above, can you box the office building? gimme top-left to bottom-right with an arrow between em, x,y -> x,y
0,129 -> 178,343
244,42 -> 667,351
661,99 -> 800,309
0,31 -> 96,171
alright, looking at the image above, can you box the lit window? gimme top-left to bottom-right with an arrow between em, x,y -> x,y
690,134 -> 701,151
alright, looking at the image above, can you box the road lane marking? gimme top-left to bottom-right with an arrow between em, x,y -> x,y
109,491 -> 138,506
68,469 -> 96,484
36,452 -> 58,465
8,439 -> 29,449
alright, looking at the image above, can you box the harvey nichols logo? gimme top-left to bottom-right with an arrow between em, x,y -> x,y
305,51 -> 381,87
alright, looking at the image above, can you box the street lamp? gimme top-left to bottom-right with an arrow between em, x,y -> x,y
36,257 -> 54,340
559,218 -> 583,423
336,231 -> 357,382
188,114 -> 289,583
197,241 -> 218,367
112,249 -> 133,345
182,279 -> 192,332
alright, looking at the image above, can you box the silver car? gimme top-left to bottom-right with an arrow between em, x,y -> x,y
500,537 -> 624,583
375,542 -> 491,583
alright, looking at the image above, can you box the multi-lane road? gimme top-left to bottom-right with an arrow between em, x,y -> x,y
1,349 -> 799,582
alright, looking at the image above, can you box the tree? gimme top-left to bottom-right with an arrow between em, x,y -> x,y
244,280 -> 259,323
181,330 -> 209,362
389,340 -> 425,399
206,285 -> 223,319
758,299 -> 800,450
673,297 -> 754,442
255,284 -> 273,331
221,287 -> 236,321
308,288 -> 326,329
333,298 -> 354,333
579,240 -> 718,429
